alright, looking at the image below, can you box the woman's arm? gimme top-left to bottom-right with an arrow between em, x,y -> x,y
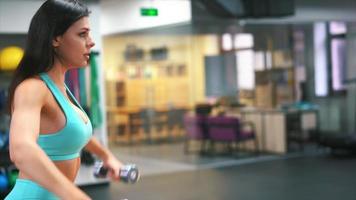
84,137 -> 123,180
9,79 -> 90,200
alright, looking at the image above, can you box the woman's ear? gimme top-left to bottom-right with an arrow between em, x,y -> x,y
52,36 -> 62,48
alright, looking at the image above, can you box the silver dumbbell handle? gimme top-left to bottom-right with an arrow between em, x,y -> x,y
93,162 -> 140,184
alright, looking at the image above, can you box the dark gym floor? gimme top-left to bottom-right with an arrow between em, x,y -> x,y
82,143 -> 356,200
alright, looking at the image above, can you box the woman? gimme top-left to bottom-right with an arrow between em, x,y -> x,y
5,0 -> 123,199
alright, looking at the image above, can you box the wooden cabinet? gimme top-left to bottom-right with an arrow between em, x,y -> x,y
241,109 -> 318,154
107,78 -> 190,108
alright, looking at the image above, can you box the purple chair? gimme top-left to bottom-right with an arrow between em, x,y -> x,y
183,114 -> 209,154
206,116 -> 258,154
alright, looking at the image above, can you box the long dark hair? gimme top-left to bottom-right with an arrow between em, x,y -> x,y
7,0 -> 90,114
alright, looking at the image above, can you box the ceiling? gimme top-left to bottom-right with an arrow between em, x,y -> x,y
191,0 -> 356,24
100,0 -> 356,36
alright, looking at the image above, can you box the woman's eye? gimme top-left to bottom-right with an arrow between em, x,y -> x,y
79,32 -> 87,37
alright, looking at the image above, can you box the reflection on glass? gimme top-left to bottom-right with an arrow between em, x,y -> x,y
222,33 -> 233,51
331,39 -> 346,91
266,51 -> 272,69
314,22 -> 328,97
236,50 -> 255,90
234,33 -> 254,49
329,21 -> 347,35
254,51 -> 265,71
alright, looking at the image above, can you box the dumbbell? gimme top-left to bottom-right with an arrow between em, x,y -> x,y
93,162 -> 140,184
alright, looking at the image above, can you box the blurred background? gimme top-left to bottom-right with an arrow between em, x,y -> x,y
1,0 -> 356,199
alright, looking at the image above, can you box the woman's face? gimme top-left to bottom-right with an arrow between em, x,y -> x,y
53,17 -> 95,68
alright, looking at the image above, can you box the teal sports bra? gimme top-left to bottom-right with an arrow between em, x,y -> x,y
38,73 -> 92,161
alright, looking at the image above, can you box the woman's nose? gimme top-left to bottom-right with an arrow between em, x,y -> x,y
89,41 -> 95,48
88,36 -> 95,48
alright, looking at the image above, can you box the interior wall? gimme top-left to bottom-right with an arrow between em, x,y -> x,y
100,0 -> 191,35
0,0 -> 41,33
102,34 -> 219,107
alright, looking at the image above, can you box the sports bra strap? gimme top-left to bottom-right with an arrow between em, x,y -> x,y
39,73 -> 68,112
65,85 -> 86,112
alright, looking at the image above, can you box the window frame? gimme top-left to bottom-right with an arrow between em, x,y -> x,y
327,22 -> 347,96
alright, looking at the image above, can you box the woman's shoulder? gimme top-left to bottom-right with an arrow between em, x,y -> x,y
17,76 -> 46,90
14,76 -> 49,103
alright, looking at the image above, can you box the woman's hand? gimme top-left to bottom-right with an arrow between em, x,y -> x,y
103,154 -> 124,181
84,137 -> 124,181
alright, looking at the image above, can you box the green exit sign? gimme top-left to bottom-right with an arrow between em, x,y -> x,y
141,8 -> 158,16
